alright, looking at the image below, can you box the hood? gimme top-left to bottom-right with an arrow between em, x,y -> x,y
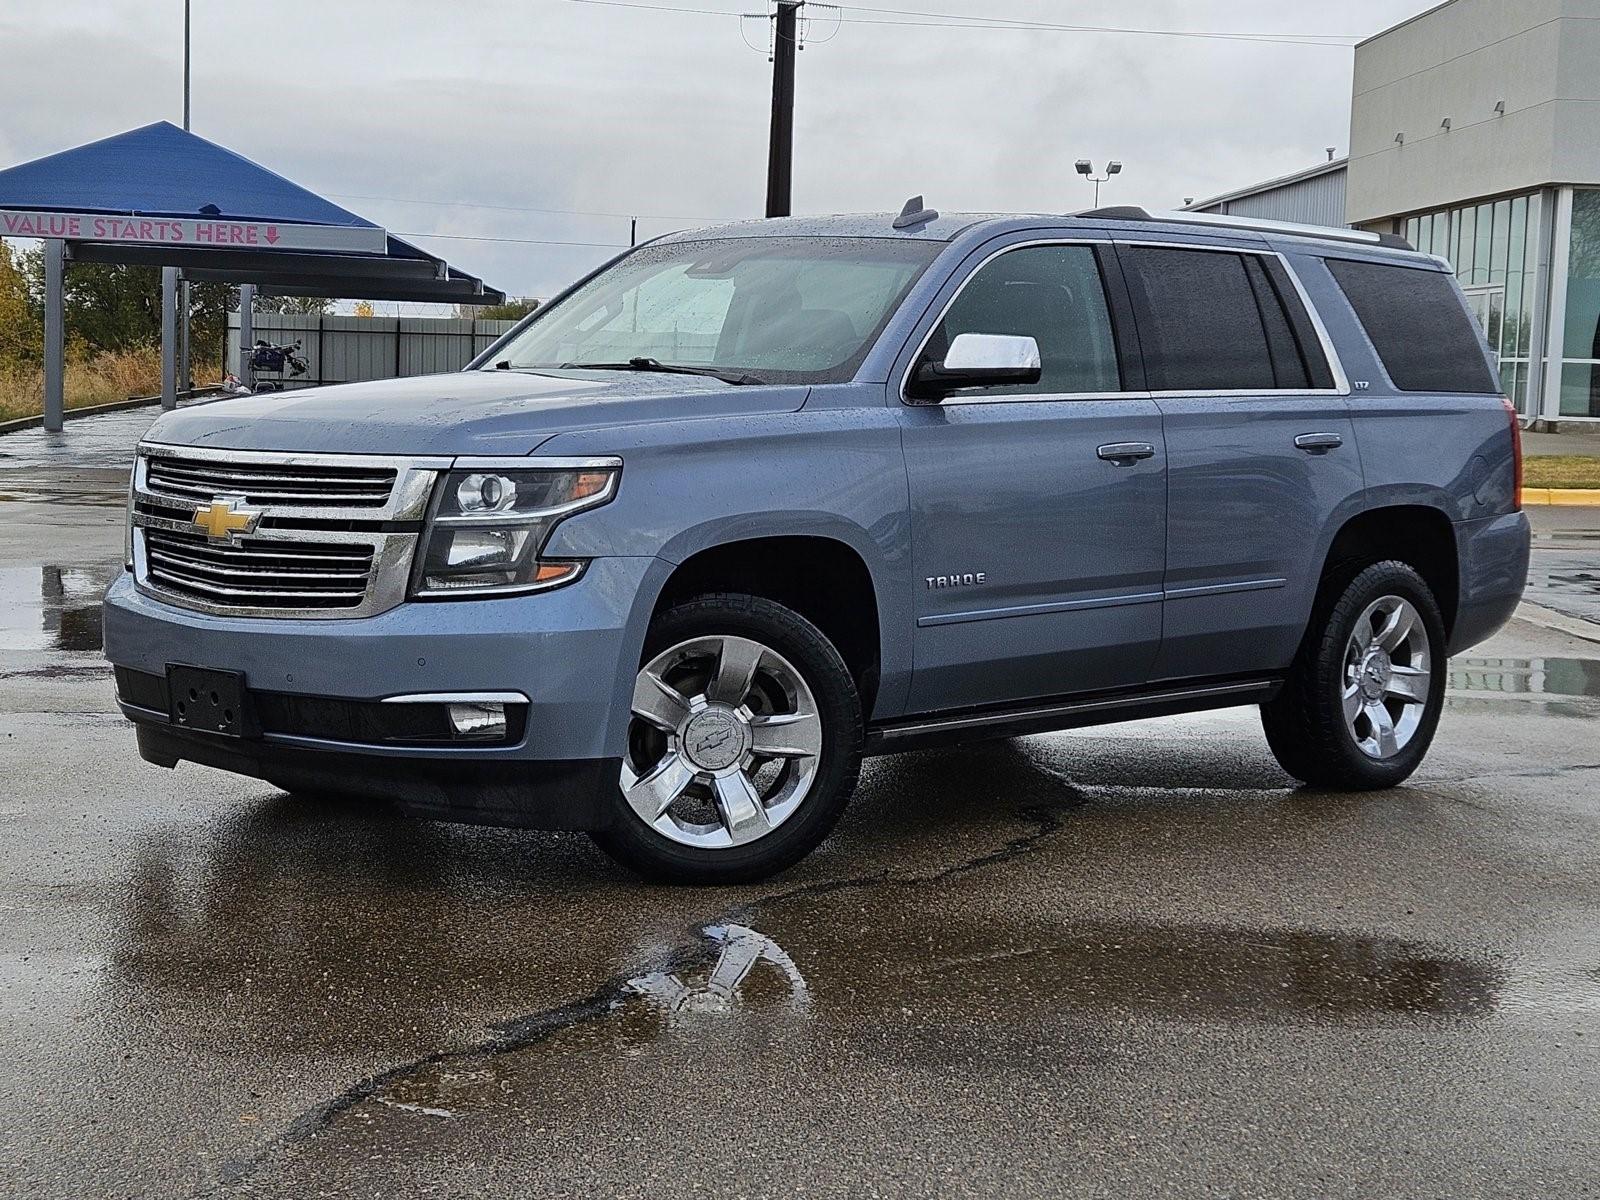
143,370 -> 810,456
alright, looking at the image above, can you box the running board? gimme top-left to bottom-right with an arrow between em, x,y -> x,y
864,677 -> 1281,756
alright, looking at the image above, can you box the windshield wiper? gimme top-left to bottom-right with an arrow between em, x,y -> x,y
558,357 -> 764,386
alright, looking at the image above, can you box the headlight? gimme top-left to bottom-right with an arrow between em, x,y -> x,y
411,461 -> 619,597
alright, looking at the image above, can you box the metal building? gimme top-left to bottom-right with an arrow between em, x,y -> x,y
1184,157 -> 1348,230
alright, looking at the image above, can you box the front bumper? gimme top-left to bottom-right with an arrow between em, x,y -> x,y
103,557 -> 668,828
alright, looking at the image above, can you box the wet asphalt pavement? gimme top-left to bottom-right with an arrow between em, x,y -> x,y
3,434 -> 1600,1198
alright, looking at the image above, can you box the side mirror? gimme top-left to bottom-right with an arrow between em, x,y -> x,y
909,333 -> 1042,400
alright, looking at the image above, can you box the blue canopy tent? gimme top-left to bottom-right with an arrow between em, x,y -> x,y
0,122 -> 504,430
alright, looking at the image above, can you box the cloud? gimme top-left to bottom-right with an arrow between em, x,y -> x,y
0,1 -> 1422,298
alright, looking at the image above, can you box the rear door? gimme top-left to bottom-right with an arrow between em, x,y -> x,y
1112,240 -> 1362,681
898,238 -> 1167,714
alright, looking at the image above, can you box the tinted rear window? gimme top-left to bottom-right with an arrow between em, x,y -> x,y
1120,247 -> 1332,392
1326,258 -> 1499,394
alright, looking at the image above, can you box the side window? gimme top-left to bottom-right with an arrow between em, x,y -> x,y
1325,258 -> 1500,394
1121,247 -> 1331,392
924,244 -> 1122,397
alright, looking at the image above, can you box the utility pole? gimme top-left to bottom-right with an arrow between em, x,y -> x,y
765,1 -> 802,218
183,0 -> 191,129
179,0 -> 192,395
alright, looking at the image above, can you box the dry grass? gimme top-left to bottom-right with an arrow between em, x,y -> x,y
0,348 -> 218,424
1524,454 -> 1600,490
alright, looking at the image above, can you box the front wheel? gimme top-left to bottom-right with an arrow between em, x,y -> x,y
1262,561 -> 1448,790
590,594 -> 864,883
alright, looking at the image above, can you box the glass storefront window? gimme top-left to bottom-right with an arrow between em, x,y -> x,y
1562,190 -> 1600,360
1456,205 -> 1476,280
1473,202 -> 1494,286
1560,362 -> 1600,417
1560,189 -> 1600,415
1490,199 -> 1510,285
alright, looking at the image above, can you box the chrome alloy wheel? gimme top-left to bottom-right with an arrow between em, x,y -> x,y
1341,594 -> 1432,760
621,635 -> 823,849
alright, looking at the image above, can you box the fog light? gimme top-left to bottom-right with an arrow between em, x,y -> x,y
447,701 -> 507,741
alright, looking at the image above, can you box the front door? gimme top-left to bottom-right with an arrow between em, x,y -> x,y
1113,240 -> 1363,682
899,240 -> 1167,714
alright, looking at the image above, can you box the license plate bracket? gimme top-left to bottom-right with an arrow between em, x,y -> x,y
166,665 -> 255,737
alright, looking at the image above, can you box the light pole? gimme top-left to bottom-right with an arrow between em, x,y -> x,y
1075,159 -> 1123,208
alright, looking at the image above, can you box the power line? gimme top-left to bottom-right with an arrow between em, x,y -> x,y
555,0 -> 749,15
330,190 -> 730,223
397,231 -> 631,248
829,3 -> 1359,47
553,0 -> 1360,48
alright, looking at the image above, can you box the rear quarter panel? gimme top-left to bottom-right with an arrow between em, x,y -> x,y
1288,247 -> 1527,651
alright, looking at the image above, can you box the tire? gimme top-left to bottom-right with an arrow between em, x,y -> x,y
590,593 -> 864,884
1261,560 -> 1448,790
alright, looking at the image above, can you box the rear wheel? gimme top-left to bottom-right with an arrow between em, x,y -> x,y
1261,561 -> 1448,790
591,594 -> 863,883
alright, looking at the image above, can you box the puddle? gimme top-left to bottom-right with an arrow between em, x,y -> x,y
1450,656 -> 1600,699
0,564 -> 119,651
627,923 -> 810,1019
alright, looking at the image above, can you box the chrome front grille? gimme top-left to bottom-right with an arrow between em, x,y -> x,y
144,453 -> 397,508
131,444 -> 451,619
144,529 -> 375,610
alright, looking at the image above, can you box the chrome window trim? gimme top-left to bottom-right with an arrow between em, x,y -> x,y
898,237 -> 1130,408
1112,238 -> 1352,398
897,236 -> 1351,406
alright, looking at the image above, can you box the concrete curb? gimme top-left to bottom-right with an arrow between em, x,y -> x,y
1522,488 -> 1600,506
0,394 -> 159,437
1513,601 -> 1600,645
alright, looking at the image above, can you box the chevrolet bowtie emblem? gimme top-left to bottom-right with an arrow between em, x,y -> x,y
191,497 -> 262,543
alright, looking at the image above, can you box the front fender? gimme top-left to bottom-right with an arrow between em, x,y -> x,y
536,401 -> 916,719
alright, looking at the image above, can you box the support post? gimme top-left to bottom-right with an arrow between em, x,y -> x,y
765,1 -> 801,218
238,283 -> 255,379
178,278 -> 191,395
1540,186 -> 1573,424
43,239 -> 65,433
161,266 -> 179,410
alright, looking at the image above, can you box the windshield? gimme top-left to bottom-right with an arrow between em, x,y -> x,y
486,236 -> 941,385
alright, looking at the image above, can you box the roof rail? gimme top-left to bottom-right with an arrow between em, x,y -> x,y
1078,205 -> 1414,251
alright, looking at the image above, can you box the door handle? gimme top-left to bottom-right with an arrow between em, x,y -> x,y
1294,432 -> 1344,453
1097,441 -> 1156,464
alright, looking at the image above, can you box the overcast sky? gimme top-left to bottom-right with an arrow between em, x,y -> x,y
1,0 -> 1426,305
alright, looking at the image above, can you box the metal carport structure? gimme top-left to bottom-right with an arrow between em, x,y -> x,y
0,122 -> 505,431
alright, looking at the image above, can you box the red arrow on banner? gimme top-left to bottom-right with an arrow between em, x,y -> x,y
265,226 -> 280,244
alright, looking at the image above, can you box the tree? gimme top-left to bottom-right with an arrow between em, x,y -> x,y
471,297 -> 540,321
0,238 -> 41,364
254,294 -> 333,316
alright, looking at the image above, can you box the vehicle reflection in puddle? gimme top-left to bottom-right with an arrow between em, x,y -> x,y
0,564 -> 118,652
627,924 -> 810,1018
255,915 -> 1500,1155
1448,656 -> 1600,715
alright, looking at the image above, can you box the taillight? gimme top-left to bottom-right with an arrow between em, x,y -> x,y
1501,395 -> 1523,511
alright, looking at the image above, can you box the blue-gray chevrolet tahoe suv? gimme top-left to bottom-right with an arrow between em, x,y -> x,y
103,204 -> 1531,882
